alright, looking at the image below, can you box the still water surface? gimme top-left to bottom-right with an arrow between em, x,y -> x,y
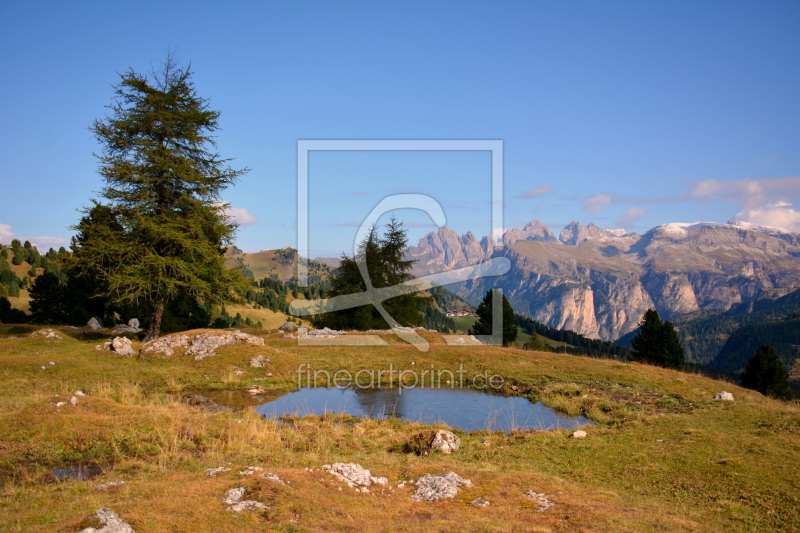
256,387 -> 593,433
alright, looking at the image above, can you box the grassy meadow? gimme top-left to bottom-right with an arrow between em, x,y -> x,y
0,325 -> 798,532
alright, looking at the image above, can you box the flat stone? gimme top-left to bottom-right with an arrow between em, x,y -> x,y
713,391 -> 734,401
79,508 -> 135,532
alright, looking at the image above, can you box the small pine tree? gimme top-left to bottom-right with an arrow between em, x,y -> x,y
8,281 -> 20,298
28,263 -> 37,278
740,344 -> 793,400
23,240 -> 32,249
630,309 -> 684,369
469,289 -> 518,346
11,248 -> 24,266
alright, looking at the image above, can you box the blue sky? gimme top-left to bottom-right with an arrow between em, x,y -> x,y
1,1 -> 798,257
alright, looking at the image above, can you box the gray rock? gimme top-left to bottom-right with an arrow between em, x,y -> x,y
411,472 -> 472,502
110,324 -> 142,335
239,466 -> 263,475
87,317 -> 102,330
261,472 -> 285,484
141,334 -> 190,356
249,355 -> 269,368
471,497 -> 491,507
713,391 -> 734,401
30,328 -> 62,340
127,318 -> 140,329
186,330 -> 265,360
525,490 -> 555,512
205,467 -> 231,477
321,463 -> 388,490
278,322 -> 297,331
70,396 -> 78,406
96,481 -> 126,491
111,337 -> 135,357
79,508 -> 135,533
573,430 -> 587,439
429,430 -> 460,454
222,487 -> 269,512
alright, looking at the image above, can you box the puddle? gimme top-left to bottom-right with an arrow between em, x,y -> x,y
256,387 -> 594,433
52,465 -> 104,481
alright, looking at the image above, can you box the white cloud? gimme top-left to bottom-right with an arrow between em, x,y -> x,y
690,176 -> 800,210
582,194 -> 611,213
615,207 -> 649,228
732,201 -> 800,232
523,185 -> 554,198
0,223 -> 16,245
222,205 -> 258,226
29,236 -> 70,250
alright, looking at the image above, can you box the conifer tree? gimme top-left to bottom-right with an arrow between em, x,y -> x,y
740,344 -> 793,400
313,218 -> 427,330
630,309 -> 685,369
71,54 -> 249,342
469,289 -> 518,345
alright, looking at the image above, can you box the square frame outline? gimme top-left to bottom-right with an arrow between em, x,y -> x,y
296,139 -> 504,345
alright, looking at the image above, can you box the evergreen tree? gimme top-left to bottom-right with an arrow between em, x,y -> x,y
630,309 -> 685,369
11,247 -> 24,266
469,289 -> 518,346
28,263 -> 37,278
8,281 -> 19,298
71,54 -> 249,342
740,344 -> 793,400
313,219 -> 427,330
29,272 -> 70,324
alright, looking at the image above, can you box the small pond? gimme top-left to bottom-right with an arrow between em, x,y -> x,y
52,465 -> 104,481
256,387 -> 593,433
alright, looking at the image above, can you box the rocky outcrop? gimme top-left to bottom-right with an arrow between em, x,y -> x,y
321,463 -> 388,491
409,220 -> 800,341
79,508 -> 135,533
111,337 -> 134,357
411,472 -> 472,502
142,331 -> 264,359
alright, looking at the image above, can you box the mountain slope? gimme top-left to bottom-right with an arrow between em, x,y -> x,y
407,220 -> 800,343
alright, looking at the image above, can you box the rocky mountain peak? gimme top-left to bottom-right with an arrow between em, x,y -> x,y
559,221 -> 636,245
503,220 -> 559,245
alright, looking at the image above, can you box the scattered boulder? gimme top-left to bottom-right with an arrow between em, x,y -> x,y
128,318 -> 139,329
186,330 -> 265,360
111,337 -> 135,357
87,318 -> 102,330
321,463 -> 388,491
222,487 -> 269,512
70,396 -> 78,406
205,467 -> 231,477
110,324 -> 142,335
75,391 -> 86,396
572,430 -> 587,439
404,429 -> 461,455
96,481 -> 126,491
30,328 -> 62,340
412,472 -> 473,502
471,497 -> 491,507
278,322 -> 297,331
301,328 -> 346,339
78,508 -> 135,533
261,472 -> 286,484
244,385 -> 266,395
141,334 -> 190,356
713,391 -> 734,401
239,466 -> 263,475
184,395 -> 234,414
525,490 -> 556,512
249,355 -> 269,368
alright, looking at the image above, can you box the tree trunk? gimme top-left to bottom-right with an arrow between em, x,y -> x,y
143,302 -> 165,343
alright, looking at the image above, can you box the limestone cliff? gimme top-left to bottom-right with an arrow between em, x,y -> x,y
407,221 -> 800,341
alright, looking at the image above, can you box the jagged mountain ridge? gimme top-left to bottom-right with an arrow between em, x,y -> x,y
406,220 -> 800,341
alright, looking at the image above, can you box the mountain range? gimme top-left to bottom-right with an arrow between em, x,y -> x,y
406,220 -> 800,342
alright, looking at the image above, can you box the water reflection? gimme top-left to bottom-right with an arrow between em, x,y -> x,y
256,387 -> 593,433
